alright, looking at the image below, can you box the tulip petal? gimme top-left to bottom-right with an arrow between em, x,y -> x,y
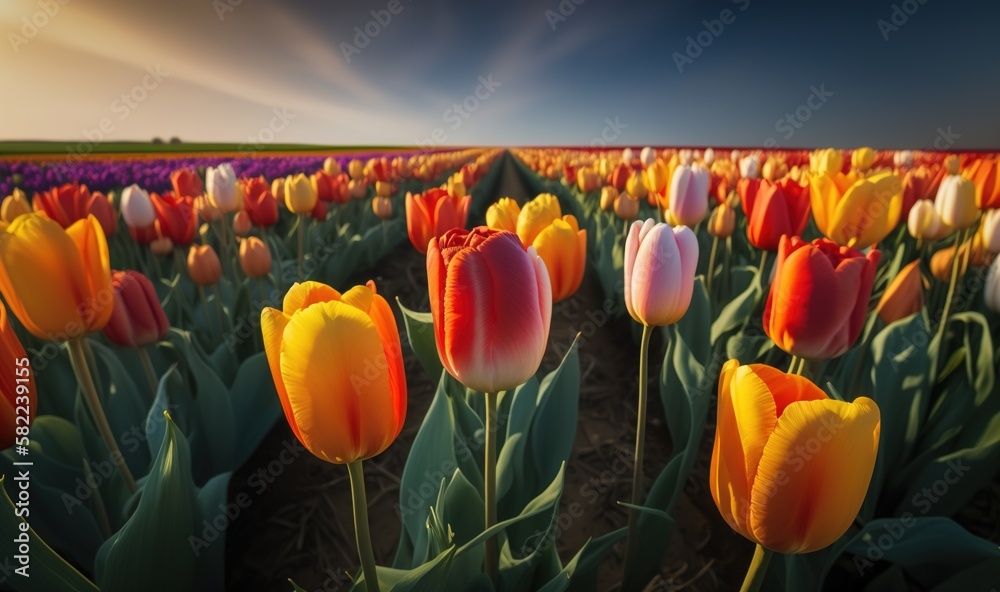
282,281 -> 342,315
749,396 -> 880,554
711,360 -> 753,536
260,307 -> 304,445
65,216 -> 113,331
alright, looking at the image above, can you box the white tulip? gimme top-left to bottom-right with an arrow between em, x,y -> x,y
120,184 -> 155,228
206,163 -> 238,212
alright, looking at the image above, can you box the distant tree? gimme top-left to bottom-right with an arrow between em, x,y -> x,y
151,137 -> 164,144
169,136 -> 182,144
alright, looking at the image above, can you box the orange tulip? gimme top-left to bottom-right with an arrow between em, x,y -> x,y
239,237 -> 272,279
530,215 -> 586,302
187,244 -> 222,286
710,360 -> 880,554
261,281 -> 406,463
875,260 -> 924,324
33,182 -> 117,237
405,189 -> 470,254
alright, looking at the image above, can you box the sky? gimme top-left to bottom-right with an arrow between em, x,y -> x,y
1,0 -> 998,149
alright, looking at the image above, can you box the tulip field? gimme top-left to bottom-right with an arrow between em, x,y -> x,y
1,145 -> 999,592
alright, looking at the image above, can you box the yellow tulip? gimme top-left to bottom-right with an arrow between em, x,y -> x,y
486,197 -> 521,233
600,186 -> 619,212
261,280 -> 406,464
851,147 -> 876,172
810,171 -> 903,246
0,214 -> 112,340
1,189 -> 31,223
516,193 -> 561,246
284,173 -> 318,214
710,360 -> 880,554
810,148 -> 844,176
531,215 -> 586,302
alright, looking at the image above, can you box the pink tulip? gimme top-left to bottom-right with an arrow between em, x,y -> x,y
667,164 -> 710,226
624,218 -> 700,326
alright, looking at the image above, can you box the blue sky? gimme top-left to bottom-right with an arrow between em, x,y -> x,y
2,0 -> 997,148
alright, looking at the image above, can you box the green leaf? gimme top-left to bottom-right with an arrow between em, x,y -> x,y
0,476 -> 99,591
397,298 -> 444,380
192,472 -> 233,592
95,413 -> 198,592
529,335 -> 581,495
537,529 -> 627,592
229,352 -> 282,467
711,272 -> 762,344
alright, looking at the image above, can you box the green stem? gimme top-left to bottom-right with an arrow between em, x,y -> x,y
706,234 -> 720,297
68,339 -> 137,493
787,354 -> 799,374
935,228 -> 967,345
82,339 -> 105,405
757,250 -> 770,287
623,324 -> 654,580
297,213 -> 305,281
198,286 -> 219,342
484,390 -> 499,584
347,460 -> 381,592
137,346 -> 159,402
740,544 -> 773,592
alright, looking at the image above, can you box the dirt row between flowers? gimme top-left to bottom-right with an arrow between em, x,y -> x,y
225,155 -> 750,591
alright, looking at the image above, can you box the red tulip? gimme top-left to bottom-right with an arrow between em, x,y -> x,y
242,177 -> 279,227
102,270 -> 170,348
764,236 -> 881,359
609,163 -> 631,191
171,168 -> 204,199
1,302 -> 36,450
405,188 -> 470,254
369,158 -> 391,183
312,171 -> 337,203
427,227 -> 551,392
33,182 -> 117,237
130,192 -> 197,246
311,199 -> 328,222
737,178 -> 811,251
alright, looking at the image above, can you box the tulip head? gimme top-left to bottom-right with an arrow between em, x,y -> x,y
206,164 -> 239,212
323,156 -> 342,177
875,260 -> 924,325
762,157 -> 788,182
624,219 -> 699,327
375,181 -> 393,198
171,168 -> 204,199
517,193 -> 562,246
102,270 -> 169,348
810,148 -> 844,176
609,163 -> 631,191
243,177 -> 279,227
427,227 -> 551,393
232,210 -> 252,237
405,189 -> 470,254
907,199 -> 951,241
639,146 -> 657,167
348,159 -> 365,181
0,214 -> 112,340
349,179 -> 368,200
710,360 -> 880,554
33,182 -> 117,237
981,208 -> 1000,254
966,158 -> 1000,209
285,174 -> 319,214
625,169 -> 648,200
708,203 -> 736,239
186,244 -> 222,286
810,171 -> 902,247
261,281 -> 406,463
851,147 -> 876,172
195,195 -> 222,223
530,215 -> 586,302
668,164 -> 710,227
935,174 -> 978,229
485,197 -> 521,234
944,154 -> 960,175
239,236 -> 272,279
614,191 -> 640,221
739,155 -> 761,179
1,189 -> 31,223
1,302 -> 36,449
120,184 -> 155,229
764,236 -> 880,359
271,177 -> 286,204
150,234 -> 174,257
600,186 -> 619,212
372,196 -> 393,221
894,150 -> 913,169
738,178 -> 811,251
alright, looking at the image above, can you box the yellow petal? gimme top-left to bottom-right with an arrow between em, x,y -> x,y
65,215 -> 113,331
711,360 -> 753,538
0,214 -> 89,339
282,281 -> 342,315
749,396 -> 880,553
260,307 -> 303,445
278,301 -> 397,463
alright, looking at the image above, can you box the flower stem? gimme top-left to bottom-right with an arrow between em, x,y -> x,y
623,324 -> 654,580
740,544 -> 773,592
936,228 -> 967,345
138,346 -> 159,402
297,213 -> 305,281
484,390 -> 499,584
787,355 -> 799,374
68,339 -> 137,493
347,460 -> 380,592
706,234 -> 720,297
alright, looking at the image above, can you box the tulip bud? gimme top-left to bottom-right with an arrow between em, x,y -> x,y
187,244 -> 222,286
852,147 -> 876,172
600,186 -> 619,212
233,210 -> 252,237
762,158 -> 788,182
375,181 -> 392,198
907,200 -> 949,241
119,184 -> 155,229
730,149 -> 741,163
625,169 -> 648,200
103,270 -> 170,348
372,196 -> 393,220
985,257 -> 1000,313
150,235 -> 174,257
448,178 -> 467,198
206,163 -> 239,213
323,156 -> 342,177
1,189 -> 31,223
669,164 -> 710,226
614,191 -> 640,221
624,219 -> 699,326
271,177 -> 286,204
485,197 -> 520,233
875,260 -> 924,324
285,173 -> 318,213
349,179 -> 367,200
739,155 -> 760,179
196,195 -> 222,223
703,148 -> 716,166
239,237 -> 272,279
894,150 -> 913,169
944,154 -> 960,175
981,208 -> 1000,254
708,203 -> 735,238
639,147 -> 656,167
348,159 -> 365,180
622,147 -> 635,164
935,175 -> 978,229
